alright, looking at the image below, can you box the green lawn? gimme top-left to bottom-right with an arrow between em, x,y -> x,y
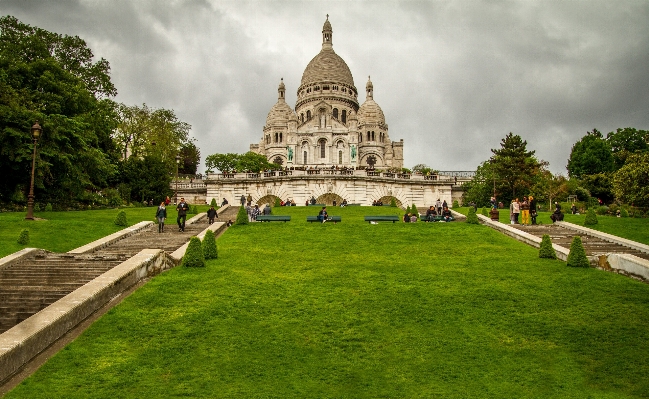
457,207 -> 649,245
0,205 -> 211,258
7,206 -> 649,398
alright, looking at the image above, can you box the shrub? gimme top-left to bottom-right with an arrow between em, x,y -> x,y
620,208 -> 629,218
17,229 -> 29,245
33,203 -> 41,212
452,200 -> 459,208
45,203 -> 53,212
567,236 -> 590,268
104,188 -> 122,207
210,198 -> 217,207
236,205 -> 248,225
114,210 -> 128,227
202,229 -> 218,260
182,236 -> 205,267
390,197 -> 397,207
481,207 -> 488,216
584,209 -> 598,226
466,207 -> 479,224
274,197 -> 281,207
411,204 -> 418,215
539,234 -> 556,259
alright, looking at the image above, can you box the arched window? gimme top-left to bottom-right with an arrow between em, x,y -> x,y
307,110 -> 311,120
319,139 -> 326,158
301,113 -> 304,123
303,151 -> 307,165
367,131 -> 371,141
333,108 -> 338,119
274,133 -> 278,143
280,133 -> 283,143
359,133 -> 362,143
372,131 -> 375,141
342,110 -> 347,124
339,150 -> 343,164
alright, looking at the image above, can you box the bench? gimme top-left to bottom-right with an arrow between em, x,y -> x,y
364,215 -> 400,223
306,216 -> 342,223
307,204 -> 326,207
256,215 -> 291,222
419,214 -> 455,222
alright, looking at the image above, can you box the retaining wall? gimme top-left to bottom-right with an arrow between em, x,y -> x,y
68,221 -> 153,254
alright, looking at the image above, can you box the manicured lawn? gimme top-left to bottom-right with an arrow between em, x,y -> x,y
456,207 -> 649,245
7,206 -> 649,398
0,205 -> 210,258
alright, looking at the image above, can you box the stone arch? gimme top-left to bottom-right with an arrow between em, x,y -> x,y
378,196 -> 403,208
360,152 -> 384,167
257,194 -> 281,206
317,193 -> 344,206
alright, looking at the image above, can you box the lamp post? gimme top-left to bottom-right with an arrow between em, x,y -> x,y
25,121 -> 43,220
175,154 -> 180,204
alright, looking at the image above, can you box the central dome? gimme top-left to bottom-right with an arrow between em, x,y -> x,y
300,48 -> 355,87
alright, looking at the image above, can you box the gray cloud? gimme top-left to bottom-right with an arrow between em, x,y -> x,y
2,0 -> 648,173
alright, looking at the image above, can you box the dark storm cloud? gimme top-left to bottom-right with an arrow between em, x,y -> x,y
2,0 -> 648,174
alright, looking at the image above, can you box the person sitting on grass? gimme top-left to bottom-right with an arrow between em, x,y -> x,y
442,206 -> 453,222
424,206 -> 437,222
318,206 -> 328,223
403,212 -> 411,223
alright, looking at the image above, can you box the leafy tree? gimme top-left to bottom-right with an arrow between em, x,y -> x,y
179,141 -> 200,175
532,170 -> 569,209
202,229 -> 218,260
0,16 -> 120,204
119,155 -> 172,203
612,152 -> 649,207
205,153 -> 240,173
567,129 -> 615,179
462,161 -> 496,207
581,173 -> 614,204
205,151 -> 279,173
411,163 -> 437,175
606,127 -> 649,169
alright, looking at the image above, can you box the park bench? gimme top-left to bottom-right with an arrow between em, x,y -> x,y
364,215 -> 400,223
307,203 -> 326,207
346,203 -> 361,206
256,215 -> 291,222
307,216 -> 342,223
419,214 -> 455,222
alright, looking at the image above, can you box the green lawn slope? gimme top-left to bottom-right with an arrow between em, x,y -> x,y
6,206 -> 649,398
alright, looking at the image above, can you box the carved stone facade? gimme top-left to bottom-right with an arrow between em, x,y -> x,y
250,16 -> 404,169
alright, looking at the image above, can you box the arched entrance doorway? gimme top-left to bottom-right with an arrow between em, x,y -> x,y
316,193 -> 344,206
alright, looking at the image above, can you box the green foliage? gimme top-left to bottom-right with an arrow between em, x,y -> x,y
205,151 -> 277,173
606,127 -> 649,169
481,207 -> 489,216
178,141 -> 201,175
45,203 -> 53,212
114,210 -> 127,227
466,207 -> 479,224
613,152 -> 649,207
17,228 -> 29,245
489,133 -> 545,202
190,205 -> 199,214
390,197 -> 397,207
620,208 -> 629,218
410,204 -> 418,216
210,198 -> 217,208
274,197 -> 281,207
119,155 -> 171,203
584,209 -> 598,225
182,236 -> 205,267
538,234 -> 556,259
567,236 -> 590,268
236,205 -> 248,225
202,229 -> 218,260
594,206 -> 608,216
567,129 -> 615,179
582,173 -> 614,204
452,200 -> 459,208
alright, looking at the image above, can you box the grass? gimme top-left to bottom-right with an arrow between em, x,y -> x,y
455,207 -> 649,245
6,206 -> 649,398
0,205 -> 211,258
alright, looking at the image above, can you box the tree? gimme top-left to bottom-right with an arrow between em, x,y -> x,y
489,133 -> 545,202
179,141 -> 200,175
205,153 -> 239,173
606,127 -> 649,169
539,234 -> 557,259
567,129 -> 615,178
182,237 -> 205,267
612,152 -> 649,207
462,161 -> 496,207
205,152 -> 279,173
581,173 -> 614,204
566,236 -> 590,268
0,16 -> 120,204
119,155 -> 172,203
532,170 -> 569,208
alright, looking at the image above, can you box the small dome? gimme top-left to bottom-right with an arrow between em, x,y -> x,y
323,16 -> 332,32
357,99 -> 385,125
266,101 -> 295,126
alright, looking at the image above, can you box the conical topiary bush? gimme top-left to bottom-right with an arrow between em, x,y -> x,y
466,207 -> 479,224
202,229 -> 218,260
114,210 -> 128,227
567,236 -> 590,268
584,209 -> 598,226
539,234 -> 556,259
481,207 -> 489,216
411,204 -> 418,217
183,236 -> 205,267
236,205 -> 248,225
453,200 -> 459,208
274,197 -> 281,207
210,198 -> 217,207
390,197 -> 397,207
17,229 -> 29,245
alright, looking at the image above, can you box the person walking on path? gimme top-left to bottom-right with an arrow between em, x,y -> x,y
247,194 -> 253,206
207,206 -> 218,224
240,195 -> 246,207
435,199 -> 442,215
156,202 -> 167,233
176,197 -> 189,232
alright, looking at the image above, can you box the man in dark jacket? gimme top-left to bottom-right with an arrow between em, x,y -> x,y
176,197 -> 189,232
207,206 -> 218,224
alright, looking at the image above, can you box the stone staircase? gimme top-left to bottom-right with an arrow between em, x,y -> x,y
0,207 -> 238,335
512,224 -> 649,261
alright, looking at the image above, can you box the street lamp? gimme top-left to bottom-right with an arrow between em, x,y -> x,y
175,154 -> 180,204
25,121 -> 43,220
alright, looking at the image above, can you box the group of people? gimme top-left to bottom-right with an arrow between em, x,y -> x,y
371,200 -> 385,206
404,205 -> 453,222
155,197 -> 190,233
508,196 -> 538,225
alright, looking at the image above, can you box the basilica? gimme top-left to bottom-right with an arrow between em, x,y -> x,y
250,16 -> 404,169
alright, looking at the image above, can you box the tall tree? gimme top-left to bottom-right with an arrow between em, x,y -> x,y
606,127 -> 649,169
612,152 -> 649,207
489,133 -> 545,202
566,129 -> 615,178
178,141 -> 200,175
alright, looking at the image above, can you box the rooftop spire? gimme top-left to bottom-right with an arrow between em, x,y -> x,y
366,76 -> 373,100
322,14 -> 332,49
278,78 -> 285,101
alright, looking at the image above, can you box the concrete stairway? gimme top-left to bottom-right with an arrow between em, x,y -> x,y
512,224 -> 649,261
0,207 -> 239,335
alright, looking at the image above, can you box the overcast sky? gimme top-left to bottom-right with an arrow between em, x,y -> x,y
2,0 -> 648,174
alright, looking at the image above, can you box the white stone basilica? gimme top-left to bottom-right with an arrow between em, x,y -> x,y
250,16 -> 404,169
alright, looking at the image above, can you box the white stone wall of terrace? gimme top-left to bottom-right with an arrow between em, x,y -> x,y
0,249 -> 174,383
605,254 -> 649,281
556,221 -> 649,255
476,214 -> 571,261
68,221 -> 153,254
0,248 -> 48,272
205,173 -> 461,209
170,222 -> 227,262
